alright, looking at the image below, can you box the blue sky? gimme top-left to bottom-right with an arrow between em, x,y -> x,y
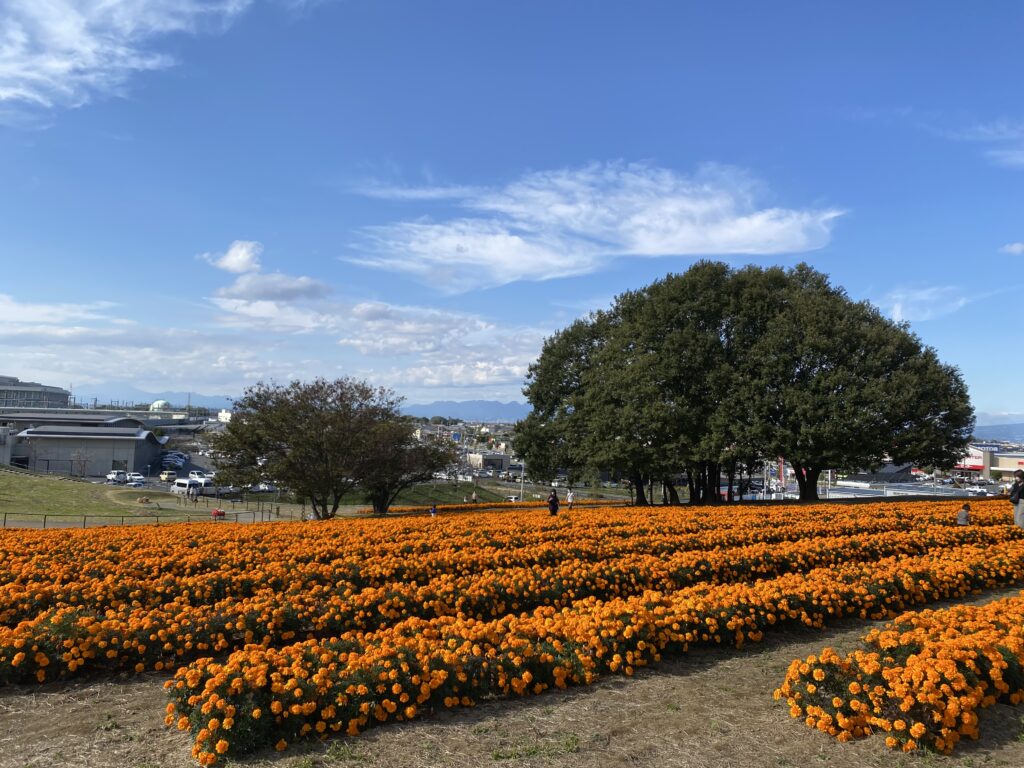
1,1 -> 1022,422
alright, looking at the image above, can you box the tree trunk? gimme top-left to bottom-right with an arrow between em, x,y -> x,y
665,478 -> 681,505
791,461 -> 821,501
632,472 -> 648,506
371,494 -> 389,515
703,462 -> 720,504
726,460 -> 736,503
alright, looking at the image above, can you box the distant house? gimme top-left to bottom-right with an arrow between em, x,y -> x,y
838,463 -> 916,488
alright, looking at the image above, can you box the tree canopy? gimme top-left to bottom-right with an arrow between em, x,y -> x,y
214,378 -> 456,518
515,262 -> 974,502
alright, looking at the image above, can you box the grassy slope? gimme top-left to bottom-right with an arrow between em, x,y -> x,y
0,471 -> 177,517
0,472 -> 507,519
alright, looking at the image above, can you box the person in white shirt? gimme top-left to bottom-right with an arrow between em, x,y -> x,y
956,503 -> 970,526
566,488 -> 575,510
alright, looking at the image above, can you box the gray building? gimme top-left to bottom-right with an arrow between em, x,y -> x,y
467,451 -> 511,471
0,376 -> 70,409
13,425 -> 166,476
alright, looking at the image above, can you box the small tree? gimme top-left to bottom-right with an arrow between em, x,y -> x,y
355,422 -> 457,515
214,378 -> 400,520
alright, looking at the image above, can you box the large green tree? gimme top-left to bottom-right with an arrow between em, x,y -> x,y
516,262 -> 974,504
214,378 -> 455,518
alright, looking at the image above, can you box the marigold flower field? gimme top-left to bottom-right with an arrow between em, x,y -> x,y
1,499 -> 1022,764
776,588 -> 1024,753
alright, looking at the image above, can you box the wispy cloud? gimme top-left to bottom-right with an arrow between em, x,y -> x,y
880,286 -> 971,323
986,149 -> 1024,168
337,302 -> 491,355
1000,242 -> 1024,255
0,293 -> 119,324
942,118 -> 1024,169
0,0 -> 252,123
348,162 -> 843,292
352,182 -> 482,201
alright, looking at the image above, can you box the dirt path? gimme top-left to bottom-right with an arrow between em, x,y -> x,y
2,594 -> 1023,768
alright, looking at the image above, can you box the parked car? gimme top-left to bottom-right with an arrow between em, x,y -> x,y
171,478 -> 202,494
105,470 -> 127,484
504,495 -> 520,502
188,470 -> 207,479
125,480 -> 144,488
159,470 -> 177,482
126,472 -> 145,483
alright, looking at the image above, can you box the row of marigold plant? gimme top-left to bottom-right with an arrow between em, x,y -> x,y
0,521 -> 1016,687
775,588 -> 1024,753
166,540 -> 1024,764
1,502 -> 1012,629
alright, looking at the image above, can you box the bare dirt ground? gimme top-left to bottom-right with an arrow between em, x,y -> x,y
2,591 -> 1023,768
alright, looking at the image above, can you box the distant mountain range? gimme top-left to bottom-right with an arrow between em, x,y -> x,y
973,422 -> 1024,442
68,388 -> 1020,435
402,400 -> 531,423
71,386 -> 529,422
72,383 -> 234,411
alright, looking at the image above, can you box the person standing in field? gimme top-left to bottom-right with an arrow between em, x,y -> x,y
471,490 -> 477,504
956,503 -> 970,526
1011,470 -> 1024,529
547,489 -> 560,516
566,488 -> 575,510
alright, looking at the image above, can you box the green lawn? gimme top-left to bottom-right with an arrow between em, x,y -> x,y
0,470 -> 624,526
0,470 -> 178,519
0,470 -> 511,523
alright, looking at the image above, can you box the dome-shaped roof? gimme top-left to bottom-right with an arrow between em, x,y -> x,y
150,399 -> 171,411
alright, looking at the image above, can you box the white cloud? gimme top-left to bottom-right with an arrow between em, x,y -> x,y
0,284 -> 545,402
209,297 -> 333,332
348,162 -> 843,292
1000,242 -> 1024,255
881,286 -> 971,323
338,302 -> 491,355
201,239 -> 263,273
217,271 -> 332,301
0,0 -> 252,121
11,338 -> 274,393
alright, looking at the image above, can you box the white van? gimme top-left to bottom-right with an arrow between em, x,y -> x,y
171,478 -> 202,494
